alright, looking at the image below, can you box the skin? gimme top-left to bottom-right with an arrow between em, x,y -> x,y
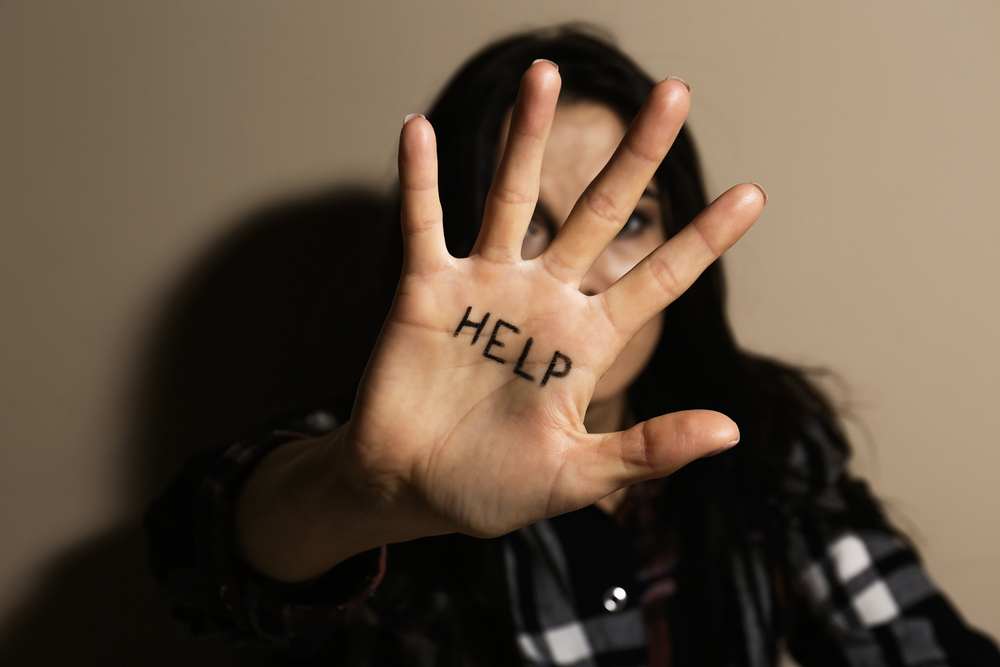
511,102 -> 666,430
510,102 -> 667,512
235,62 -> 765,582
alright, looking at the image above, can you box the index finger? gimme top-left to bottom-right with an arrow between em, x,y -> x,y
600,183 -> 765,337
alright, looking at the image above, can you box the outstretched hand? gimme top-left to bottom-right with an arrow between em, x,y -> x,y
237,61 -> 765,581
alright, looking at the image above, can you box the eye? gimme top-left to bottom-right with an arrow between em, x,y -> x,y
616,210 -> 652,239
521,217 -> 552,259
524,218 -> 544,238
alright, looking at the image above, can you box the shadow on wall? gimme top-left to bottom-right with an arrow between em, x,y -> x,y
0,187 -> 400,665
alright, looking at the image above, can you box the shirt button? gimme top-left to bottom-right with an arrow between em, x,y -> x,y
602,586 -> 628,612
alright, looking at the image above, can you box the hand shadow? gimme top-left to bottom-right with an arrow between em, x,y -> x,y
0,186 -> 400,665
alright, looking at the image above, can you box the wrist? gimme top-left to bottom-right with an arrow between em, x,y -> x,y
235,424 -> 390,582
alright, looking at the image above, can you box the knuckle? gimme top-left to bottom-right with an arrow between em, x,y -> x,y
404,215 -> 438,234
510,117 -> 549,141
402,181 -> 437,194
623,135 -> 662,165
490,183 -> 536,208
541,251 -> 576,283
598,295 -> 628,338
647,255 -> 682,300
691,220 -> 723,256
584,190 -> 623,226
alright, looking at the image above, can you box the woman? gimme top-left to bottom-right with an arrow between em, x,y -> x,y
146,26 -> 1000,666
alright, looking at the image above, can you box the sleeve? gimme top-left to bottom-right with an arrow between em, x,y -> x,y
143,413 -> 387,651
781,419 -> 1000,667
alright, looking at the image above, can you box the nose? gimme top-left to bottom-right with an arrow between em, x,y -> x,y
579,251 -> 620,297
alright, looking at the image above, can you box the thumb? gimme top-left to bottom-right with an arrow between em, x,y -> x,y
576,409 -> 740,496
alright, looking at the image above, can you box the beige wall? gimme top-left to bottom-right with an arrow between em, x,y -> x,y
1,1 -> 997,661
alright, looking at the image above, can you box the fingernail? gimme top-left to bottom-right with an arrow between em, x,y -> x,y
703,435 -> 740,458
665,76 -> 691,92
751,182 -> 768,205
532,58 -> 559,71
403,113 -> 425,125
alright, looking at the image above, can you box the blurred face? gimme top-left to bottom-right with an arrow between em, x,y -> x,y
501,102 -> 666,411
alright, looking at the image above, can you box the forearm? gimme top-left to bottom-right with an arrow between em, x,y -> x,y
148,430 -> 395,647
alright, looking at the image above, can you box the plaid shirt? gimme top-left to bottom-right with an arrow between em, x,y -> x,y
145,410 -> 1000,665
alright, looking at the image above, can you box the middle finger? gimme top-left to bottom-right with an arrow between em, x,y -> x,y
472,60 -> 561,262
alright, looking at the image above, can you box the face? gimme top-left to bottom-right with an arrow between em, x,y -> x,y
501,102 -> 666,409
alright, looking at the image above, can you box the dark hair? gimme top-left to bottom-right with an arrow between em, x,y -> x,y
386,25 -> 890,666
428,25 -> 705,256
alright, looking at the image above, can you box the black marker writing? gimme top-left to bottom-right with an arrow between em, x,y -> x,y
453,306 -> 490,344
483,319 -> 518,364
540,351 -> 572,387
512,337 -> 536,382
451,305 -> 572,387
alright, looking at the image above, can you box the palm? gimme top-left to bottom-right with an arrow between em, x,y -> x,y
344,63 -> 764,542
363,257 -> 611,535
